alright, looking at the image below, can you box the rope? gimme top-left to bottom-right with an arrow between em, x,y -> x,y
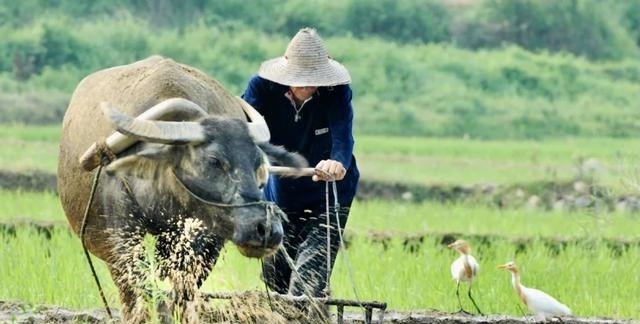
172,167 -> 289,312
324,176 -> 332,297
262,258 -> 275,311
80,165 -> 113,319
278,167 -> 365,311
316,168 -> 362,310
95,140 -> 117,166
260,168 -> 363,317
171,169 -> 271,209
331,179 -> 362,304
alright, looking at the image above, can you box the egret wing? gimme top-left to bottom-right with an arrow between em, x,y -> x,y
523,287 -> 571,317
467,254 -> 480,276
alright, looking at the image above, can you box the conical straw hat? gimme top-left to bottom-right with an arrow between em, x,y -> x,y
258,28 -> 351,87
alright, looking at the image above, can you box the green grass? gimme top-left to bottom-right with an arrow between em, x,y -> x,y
2,226 -> 638,319
347,200 -> 640,239
1,193 -> 639,319
2,191 -> 638,240
0,125 -> 60,172
0,227 -> 118,308
0,124 -> 60,141
329,236 -> 640,318
355,135 -> 640,190
0,189 -> 65,222
4,124 -> 640,196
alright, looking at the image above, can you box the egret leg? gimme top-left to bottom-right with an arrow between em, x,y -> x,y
455,282 -> 470,314
467,284 -> 483,315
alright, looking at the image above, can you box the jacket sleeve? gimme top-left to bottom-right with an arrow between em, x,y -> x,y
328,85 -> 355,170
241,75 -> 266,114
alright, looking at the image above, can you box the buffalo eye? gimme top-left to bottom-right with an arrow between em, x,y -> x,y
208,157 -> 230,172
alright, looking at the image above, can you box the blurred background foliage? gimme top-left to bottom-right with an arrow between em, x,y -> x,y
0,0 -> 638,139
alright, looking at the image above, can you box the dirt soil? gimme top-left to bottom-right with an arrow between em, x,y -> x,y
1,300 -> 638,324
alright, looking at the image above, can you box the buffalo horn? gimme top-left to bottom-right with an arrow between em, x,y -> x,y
102,102 -> 206,144
79,98 -> 208,171
237,97 -> 270,143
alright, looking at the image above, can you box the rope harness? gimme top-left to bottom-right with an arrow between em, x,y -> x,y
81,164 -> 113,318
79,141 -> 118,317
170,169 -> 274,210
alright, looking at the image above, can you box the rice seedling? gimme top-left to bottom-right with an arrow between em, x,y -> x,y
3,201 -> 637,319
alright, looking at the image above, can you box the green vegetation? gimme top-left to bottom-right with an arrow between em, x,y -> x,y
2,0 -> 639,60
2,192 -> 638,242
1,1 -> 639,139
1,34 -> 638,138
356,135 -> 640,190
328,236 -> 640,318
4,125 -> 640,196
0,125 -> 59,173
348,200 -> 640,239
0,227 -> 114,308
0,190 -> 63,222
1,203 -> 638,319
0,124 -> 59,141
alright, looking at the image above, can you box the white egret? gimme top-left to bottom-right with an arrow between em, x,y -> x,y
498,261 -> 572,321
448,239 -> 483,315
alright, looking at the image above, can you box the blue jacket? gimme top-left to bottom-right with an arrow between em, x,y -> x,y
242,75 -> 359,211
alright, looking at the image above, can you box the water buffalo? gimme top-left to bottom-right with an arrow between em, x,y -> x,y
57,55 -> 307,323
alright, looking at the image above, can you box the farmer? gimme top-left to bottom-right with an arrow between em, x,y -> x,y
241,27 -> 360,299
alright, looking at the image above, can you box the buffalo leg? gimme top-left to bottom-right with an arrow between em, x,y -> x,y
108,231 -> 150,324
156,218 -> 224,323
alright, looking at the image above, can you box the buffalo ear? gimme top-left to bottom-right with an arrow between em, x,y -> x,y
258,143 -> 308,168
104,145 -> 174,179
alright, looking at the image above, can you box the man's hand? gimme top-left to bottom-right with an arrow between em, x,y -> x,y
312,159 -> 346,182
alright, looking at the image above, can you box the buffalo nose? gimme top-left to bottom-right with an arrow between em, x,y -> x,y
232,218 -> 283,249
263,221 -> 283,247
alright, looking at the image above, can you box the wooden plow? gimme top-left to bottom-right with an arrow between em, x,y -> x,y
204,291 -> 387,324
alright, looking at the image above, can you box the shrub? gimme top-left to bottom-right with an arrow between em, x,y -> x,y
452,0 -> 639,60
